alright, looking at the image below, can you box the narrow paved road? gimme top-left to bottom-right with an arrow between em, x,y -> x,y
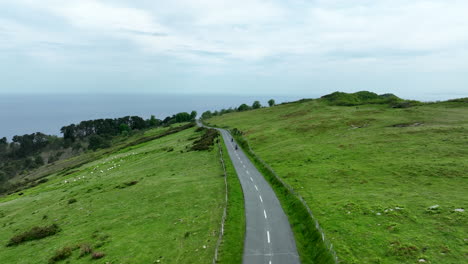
200,122 -> 300,264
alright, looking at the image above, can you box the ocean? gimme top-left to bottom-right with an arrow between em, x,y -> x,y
0,94 -> 306,140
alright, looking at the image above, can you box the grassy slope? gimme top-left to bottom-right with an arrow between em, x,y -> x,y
208,100 -> 468,264
9,124 -> 189,188
0,127 -> 225,263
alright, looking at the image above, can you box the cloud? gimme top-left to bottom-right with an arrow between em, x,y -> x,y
1,0 -> 468,78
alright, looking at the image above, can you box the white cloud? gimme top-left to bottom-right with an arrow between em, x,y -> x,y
49,0 -> 166,34
2,0 -> 468,71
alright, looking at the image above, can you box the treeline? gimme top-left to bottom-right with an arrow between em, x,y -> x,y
61,111 -> 197,142
201,99 -> 275,119
0,133 -> 61,183
199,91 -> 427,122
0,111 -> 198,193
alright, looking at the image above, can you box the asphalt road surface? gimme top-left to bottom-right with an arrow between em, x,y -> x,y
199,121 -> 300,264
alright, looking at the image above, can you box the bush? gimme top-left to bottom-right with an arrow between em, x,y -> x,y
79,243 -> 93,257
391,100 -> 422,108
68,198 -> 77,204
237,104 -> 251,111
49,246 -> 72,263
91,252 -> 105,259
7,224 -> 60,246
37,178 -> 49,184
115,181 -> 138,189
191,128 -> 219,151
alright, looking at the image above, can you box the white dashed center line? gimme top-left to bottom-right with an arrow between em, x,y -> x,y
264,210 -> 267,219
254,185 -> 258,191
243,164 -> 246,168
267,231 -> 271,243
246,170 -> 250,175
250,177 -> 253,182
259,195 -> 263,202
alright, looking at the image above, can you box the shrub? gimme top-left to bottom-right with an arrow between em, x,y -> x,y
388,241 -> 419,257
79,243 -> 93,257
115,181 -> 138,189
37,178 -> 49,184
68,198 -> 77,204
191,129 -> 219,151
391,100 -> 422,108
7,224 -> 60,246
49,246 -> 72,263
91,252 -> 105,259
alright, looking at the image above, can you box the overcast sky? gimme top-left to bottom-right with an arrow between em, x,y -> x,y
0,0 -> 467,100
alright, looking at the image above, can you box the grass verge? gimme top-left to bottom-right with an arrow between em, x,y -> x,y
231,131 -> 336,264
215,136 -> 246,264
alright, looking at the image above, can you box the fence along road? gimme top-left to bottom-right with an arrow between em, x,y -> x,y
202,121 -> 300,264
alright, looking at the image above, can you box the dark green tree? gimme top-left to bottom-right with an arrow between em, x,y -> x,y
238,104 -> 251,111
148,115 -> 160,127
190,111 -> 197,120
201,111 -> 212,119
174,112 -> 192,123
252,101 -> 261,109
34,156 -> 44,166
88,135 -> 110,151
60,125 -> 76,142
268,99 -> 275,107
119,123 -> 131,134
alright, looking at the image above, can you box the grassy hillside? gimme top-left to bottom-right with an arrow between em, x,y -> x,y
207,98 -> 467,264
0,126 -> 226,263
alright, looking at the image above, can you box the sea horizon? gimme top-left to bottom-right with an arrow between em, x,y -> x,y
0,93 -> 308,140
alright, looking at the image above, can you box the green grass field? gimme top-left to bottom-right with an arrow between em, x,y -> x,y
0,127 -> 227,263
207,99 -> 468,264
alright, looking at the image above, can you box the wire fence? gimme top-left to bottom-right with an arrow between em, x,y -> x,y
235,131 -> 339,263
212,139 -> 228,264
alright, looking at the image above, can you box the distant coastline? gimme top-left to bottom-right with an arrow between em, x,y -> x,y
0,93 -> 304,140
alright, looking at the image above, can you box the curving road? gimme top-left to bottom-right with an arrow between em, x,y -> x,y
200,121 -> 300,264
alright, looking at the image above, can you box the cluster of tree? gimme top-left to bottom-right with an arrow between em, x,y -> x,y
0,133 -> 63,193
161,111 -> 197,125
0,111 -> 198,194
60,115 -> 158,142
201,99 -> 275,119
